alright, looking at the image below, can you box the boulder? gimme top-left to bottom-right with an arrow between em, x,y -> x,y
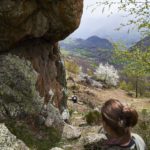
0,0 -> 83,149
44,102 -> 64,131
0,0 -> 83,111
62,123 -> 81,140
0,54 -> 42,120
0,123 -> 29,150
78,74 -> 103,88
50,148 -> 64,150
0,53 -> 64,149
62,109 -> 70,121
83,133 -> 107,149
0,0 -> 83,51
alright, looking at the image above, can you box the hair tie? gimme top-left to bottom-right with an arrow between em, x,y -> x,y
103,112 -> 116,123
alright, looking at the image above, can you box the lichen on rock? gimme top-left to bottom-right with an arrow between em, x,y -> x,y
0,123 -> 29,150
0,53 -> 42,120
0,53 -> 65,150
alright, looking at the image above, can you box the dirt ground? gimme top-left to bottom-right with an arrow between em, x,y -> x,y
68,82 -> 150,112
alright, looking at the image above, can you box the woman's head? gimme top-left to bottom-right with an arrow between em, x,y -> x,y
101,99 -> 138,137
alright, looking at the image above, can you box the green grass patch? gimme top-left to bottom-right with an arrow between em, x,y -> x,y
85,110 -> 101,125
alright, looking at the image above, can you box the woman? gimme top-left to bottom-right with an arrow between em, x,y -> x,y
85,99 -> 146,150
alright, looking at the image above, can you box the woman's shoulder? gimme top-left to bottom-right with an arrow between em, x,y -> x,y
131,133 -> 146,150
83,128 -> 146,150
106,134 -> 146,150
106,146 -> 137,150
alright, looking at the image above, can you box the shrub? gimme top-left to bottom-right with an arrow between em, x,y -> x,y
144,91 -> 150,97
69,109 -> 74,117
119,81 -> 134,91
65,60 -> 81,75
85,110 -> 101,125
94,63 -> 119,87
87,68 -> 94,76
119,79 -> 150,97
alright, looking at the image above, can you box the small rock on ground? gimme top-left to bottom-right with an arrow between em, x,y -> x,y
62,123 -> 81,140
50,147 -> 64,150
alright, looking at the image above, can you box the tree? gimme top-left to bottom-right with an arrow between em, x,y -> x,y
93,0 -> 150,34
113,45 -> 150,97
94,63 -> 119,87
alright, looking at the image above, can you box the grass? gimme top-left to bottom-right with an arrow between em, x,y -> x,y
134,109 -> 150,149
85,110 -> 101,125
61,49 -> 70,56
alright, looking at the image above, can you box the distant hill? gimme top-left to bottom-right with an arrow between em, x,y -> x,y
78,36 -> 113,50
92,28 -> 141,47
60,36 -> 113,51
130,36 -> 150,52
60,36 -> 150,73
60,36 -> 114,72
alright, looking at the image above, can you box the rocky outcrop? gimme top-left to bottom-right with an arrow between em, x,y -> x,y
62,123 -> 81,140
0,54 -> 42,120
0,0 -> 83,109
11,39 -> 67,110
0,54 -> 64,149
0,0 -> 83,149
0,123 -> 29,150
0,0 -> 83,51
83,133 -> 107,149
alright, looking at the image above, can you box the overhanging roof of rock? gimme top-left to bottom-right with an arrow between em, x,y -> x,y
0,0 -> 83,51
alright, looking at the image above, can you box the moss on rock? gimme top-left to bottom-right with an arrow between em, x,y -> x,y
0,53 -> 64,149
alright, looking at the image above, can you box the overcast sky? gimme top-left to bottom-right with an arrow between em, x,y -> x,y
70,0 -> 140,40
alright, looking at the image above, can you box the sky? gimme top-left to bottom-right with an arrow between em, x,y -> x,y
70,0 -> 141,44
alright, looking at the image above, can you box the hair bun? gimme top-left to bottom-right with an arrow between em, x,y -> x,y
122,106 -> 138,127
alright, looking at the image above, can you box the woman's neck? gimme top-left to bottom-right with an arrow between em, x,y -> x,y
107,132 -> 131,146
120,139 -> 131,146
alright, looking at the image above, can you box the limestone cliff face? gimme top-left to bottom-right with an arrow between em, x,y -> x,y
0,0 -> 83,149
0,0 -> 83,110
12,39 -> 67,110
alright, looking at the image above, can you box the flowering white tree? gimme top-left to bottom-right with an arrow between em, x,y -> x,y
94,63 -> 119,87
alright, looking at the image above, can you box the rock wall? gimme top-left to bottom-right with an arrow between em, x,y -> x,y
0,0 -> 83,51
12,39 -> 67,110
0,0 -> 83,109
0,0 -> 83,149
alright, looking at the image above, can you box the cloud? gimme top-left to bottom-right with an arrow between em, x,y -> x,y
70,0 -> 141,44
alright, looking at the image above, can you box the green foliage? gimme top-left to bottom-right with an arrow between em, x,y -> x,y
69,109 -> 74,117
65,60 -> 81,75
87,68 -> 94,76
85,111 -> 101,125
113,45 -> 150,78
61,49 -> 70,57
94,0 -> 150,34
119,81 -> 134,91
144,91 -> 150,97
113,45 -> 150,97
